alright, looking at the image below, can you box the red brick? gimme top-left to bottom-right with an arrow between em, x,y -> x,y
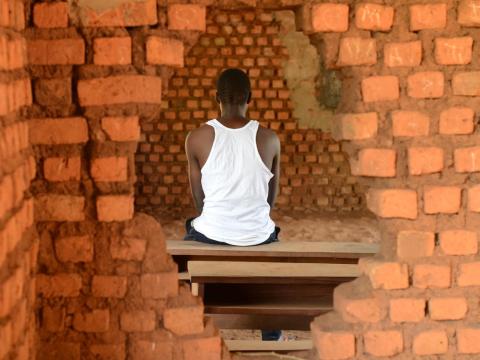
397,231 -> 435,259
0,0 -> 9,27
35,194 -> 85,222
362,76 -> 399,102
120,310 -> 155,332
36,274 -> 82,297
455,146 -> 480,173
457,327 -> 480,354
389,298 -> 425,323
0,35 -> 7,71
355,3 -> 394,31
312,3 -> 349,32
39,342 -> 80,360
384,41 -> 422,67
424,186 -> 462,214
96,195 -> 134,222
366,189 -> 417,219
91,157 -> 128,182
92,275 -> 127,298
360,259 -> 409,290
101,116 -> 140,142
439,230 -> 478,255
168,4 -> 206,31
435,37 -> 473,65
93,37 -> 131,65
55,235 -> 93,263
181,336 -> 221,360
77,75 -> 162,106
457,262 -> 480,286
130,339 -> 173,360
337,37 -> 376,66
146,37 -> 184,67
351,148 -> 396,177
110,236 -> 147,261
334,285 -> 386,323
90,344 -> 125,360
164,305 -> 204,336
73,309 -> 109,333
33,2 -> 68,28
408,147 -> 444,175
140,272 -> 178,299
78,0 -> 157,27
410,4 -> 447,30
34,78 -> 71,106
29,117 -> 88,145
452,71 -> 480,96
312,330 -> 355,359
0,322 -> 11,359
429,297 -> 468,320
333,112 -> 378,140
413,330 -> 448,355
413,264 -> 451,289
468,185 -> 480,212
44,157 -> 81,182
458,0 -> 480,26
28,38 -> 84,65
364,330 -> 403,357
42,306 -> 65,332
407,71 -> 444,98
439,107 -> 475,135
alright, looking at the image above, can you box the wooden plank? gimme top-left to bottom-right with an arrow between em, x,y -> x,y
205,300 -> 331,316
225,339 -> 312,352
178,272 -> 190,281
168,240 -> 378,259
209,313 -> 316,331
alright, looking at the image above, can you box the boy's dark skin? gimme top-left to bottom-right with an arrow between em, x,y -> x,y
186,92 -> 281,214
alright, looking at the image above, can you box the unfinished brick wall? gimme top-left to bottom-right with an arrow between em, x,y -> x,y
308,1 -> 480,358
0,0 -> 37,359
135,7 -> 366,218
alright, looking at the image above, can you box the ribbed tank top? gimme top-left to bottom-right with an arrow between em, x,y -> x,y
192,119 -> 276,246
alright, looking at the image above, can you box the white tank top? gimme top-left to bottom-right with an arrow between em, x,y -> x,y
192,119 -> 276,246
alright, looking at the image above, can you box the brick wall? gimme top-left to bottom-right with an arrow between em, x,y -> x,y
0,0 -> 37,358
135,7 -> 365,218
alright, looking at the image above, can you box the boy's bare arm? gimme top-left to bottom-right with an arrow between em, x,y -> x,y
185,131 -> 205,214
267,134 -> 281,209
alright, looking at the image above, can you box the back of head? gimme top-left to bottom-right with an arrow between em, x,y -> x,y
216,68 -> 251,105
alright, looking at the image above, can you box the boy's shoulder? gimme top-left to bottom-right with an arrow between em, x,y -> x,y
257,123 -> 280,146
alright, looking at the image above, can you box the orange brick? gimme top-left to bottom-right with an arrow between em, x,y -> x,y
110,236 -> 146,261
413,264 -> 451,289
424,186 -> 462,214
44,157 -> 81,182
389,298 -> 425,322
413,330 -> 448,355
42,306 -> 65,332
101,116 -> 140,142
334,284 -> 386,323
39,343 -> 80,360
36,274 -> 82,297
312,3 -> 349,32
168,4 -> 206,31
96,195 -> 133,222
146,37 -> 184,67
54,235 -> 93,263
0,322 -> 12,359
181,336 -> 221,360
364,330 -> 403,357
439,107 -> 475,135
92,275 -> 127,298
351,148 -> 396,177
407,71 -> 444,98
397,231 -> 435,259
164,305 -> 204,336
337,37 -> 376,66
435,37 -> 473,65
468,185 -> 480,212
93,37 -> 131,65
73,309 -> 109,333
91,157 -> 128,182
140,272 -> 178,299
90,344 -> 125,360
458,0 -> 480,26
457,262 -> 480,286
28,38 -> 85,65
362,76 -> 399,102
33,2 -> 68,28
120,310 -> 155,332
360,259 -> 409,290
0,0 -> 9,27
366,189 -> 417,219
29,117 -> 88,145
408,147 -> 444,175
457,327 -> 480,354
78,75 -> 162,106
410,4 -> 447,30
313,330 -> 355,359
131,339 -> 173,360
333,112 -> 378,140
35,194 -> 85,222
429,297 -> 468,320
355,3 -> 394,31
452,71 -> 480,96
384,41 -> 422,67
439,230 -> 478,255
455,146 -> 480,173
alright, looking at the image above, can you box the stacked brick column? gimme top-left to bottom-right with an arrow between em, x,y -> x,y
0,0 -> 37,359
309,1 -> 480,359
28,1 -> 222,359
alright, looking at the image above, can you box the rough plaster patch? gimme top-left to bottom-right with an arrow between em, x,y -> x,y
70,0 -> 146,12
275,11 -> 334,131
